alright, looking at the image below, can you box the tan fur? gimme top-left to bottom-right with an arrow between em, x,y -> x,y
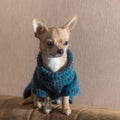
40,27 -> 69,72
24,16 -> 77,115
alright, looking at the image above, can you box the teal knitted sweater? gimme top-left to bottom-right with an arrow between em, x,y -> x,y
23,49 -> 80,103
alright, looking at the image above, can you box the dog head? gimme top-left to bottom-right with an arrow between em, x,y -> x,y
32,16 -> 77,57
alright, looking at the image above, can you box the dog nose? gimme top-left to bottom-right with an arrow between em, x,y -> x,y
57,49 -> 64,54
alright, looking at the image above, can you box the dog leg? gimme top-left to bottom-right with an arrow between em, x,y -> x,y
62,96 -> 71,115
43,96 -> 52,114
22,96 -> 33,105
32,94 -> 43,109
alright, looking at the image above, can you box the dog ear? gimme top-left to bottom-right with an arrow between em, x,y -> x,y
64,16 -> 77,35
32,19 -> 48,38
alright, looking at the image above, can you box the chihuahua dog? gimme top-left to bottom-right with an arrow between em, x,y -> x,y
23,16 -> 79,115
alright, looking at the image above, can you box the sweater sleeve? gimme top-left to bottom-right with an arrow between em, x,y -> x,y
61,73 -> 80,103
23,67 -> 38,98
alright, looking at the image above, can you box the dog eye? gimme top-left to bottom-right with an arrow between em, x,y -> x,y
47,41 -> 54,47
64,41 -> 69,46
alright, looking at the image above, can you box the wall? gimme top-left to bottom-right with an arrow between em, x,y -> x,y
0,0 -> 120,109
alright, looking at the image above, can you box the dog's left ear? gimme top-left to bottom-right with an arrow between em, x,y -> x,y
64,16 -> 77,35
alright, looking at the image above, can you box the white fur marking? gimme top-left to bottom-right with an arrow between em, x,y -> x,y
63,109 -> 71,116
45,109 -> 51,114
36,101 -> 42,109
47,57 -> 65,72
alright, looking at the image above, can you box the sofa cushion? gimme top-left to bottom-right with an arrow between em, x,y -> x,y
0,95 -> 120,120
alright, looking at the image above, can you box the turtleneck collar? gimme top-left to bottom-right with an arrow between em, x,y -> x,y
37,49 -> 74,76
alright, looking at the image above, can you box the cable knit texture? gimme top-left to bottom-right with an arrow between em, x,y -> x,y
23,49 -> 80,103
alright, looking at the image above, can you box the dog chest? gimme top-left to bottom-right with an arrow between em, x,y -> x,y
46,57 -> 65,72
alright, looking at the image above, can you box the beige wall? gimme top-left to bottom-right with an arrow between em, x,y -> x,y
0,0 -> 120,109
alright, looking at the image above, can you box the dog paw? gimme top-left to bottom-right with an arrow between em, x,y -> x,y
43,108 -> 52,114
62,109 -> 71,116
36,101 -> 42,109
45,109 -> 51,114
56,99 -> 61,105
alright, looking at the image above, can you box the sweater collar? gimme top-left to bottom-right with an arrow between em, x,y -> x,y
37,49 -> 74,76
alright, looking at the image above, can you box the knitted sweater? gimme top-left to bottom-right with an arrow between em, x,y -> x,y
23,49 -> 80,103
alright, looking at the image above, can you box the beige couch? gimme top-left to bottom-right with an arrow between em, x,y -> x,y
1,0 -> 120,109
0,95 -> 120,120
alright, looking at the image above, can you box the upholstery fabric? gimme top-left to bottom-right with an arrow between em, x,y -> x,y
0,95 -> 120,120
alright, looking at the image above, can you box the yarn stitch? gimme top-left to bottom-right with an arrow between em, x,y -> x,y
23,49 -> 80,103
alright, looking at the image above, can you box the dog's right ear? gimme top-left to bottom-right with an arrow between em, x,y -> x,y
32,19 -> 48,38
